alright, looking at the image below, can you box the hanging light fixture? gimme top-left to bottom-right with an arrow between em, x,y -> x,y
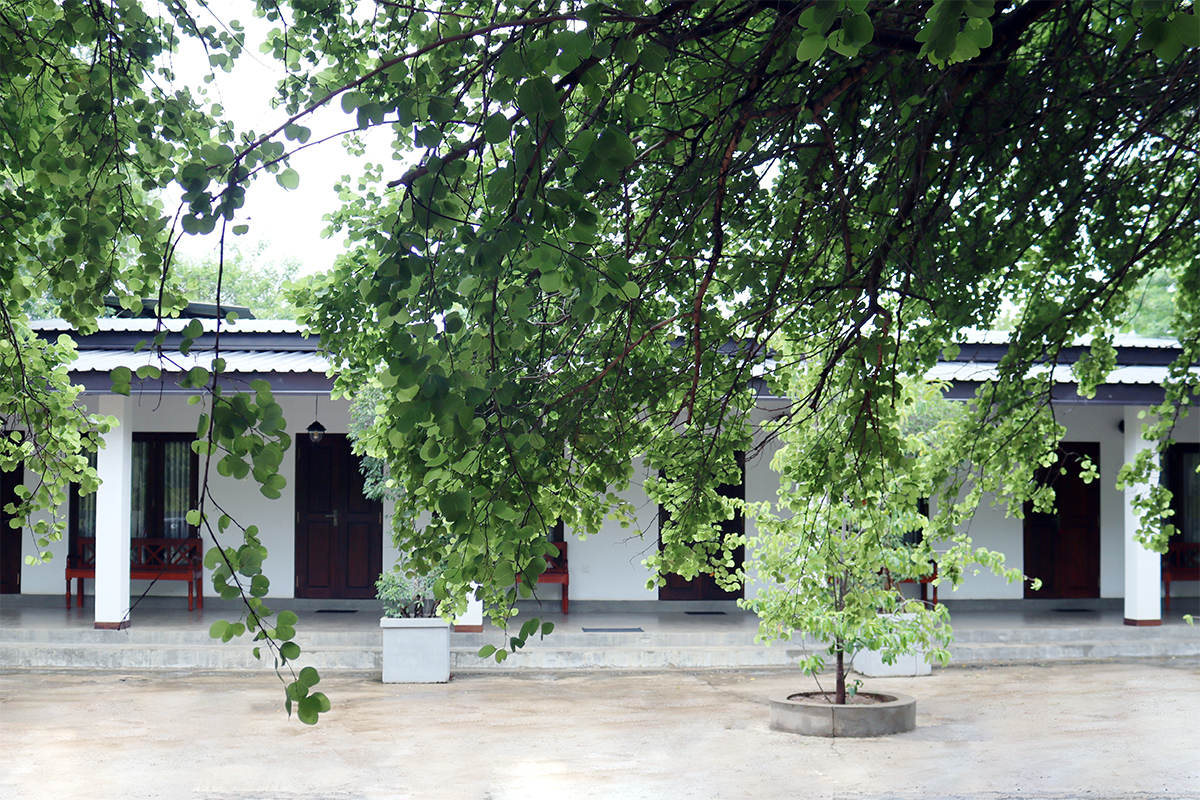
307,395 -> 325,442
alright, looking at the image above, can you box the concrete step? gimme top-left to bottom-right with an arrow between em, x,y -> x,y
951,625 -> 1200,644
3,622 -> 1195,672
948,639 -> 1200,663
451,644 -> 808,671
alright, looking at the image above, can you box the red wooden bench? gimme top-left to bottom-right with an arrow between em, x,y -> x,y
885,560 -> 939,607
517,541 -> 569,614
1162,541 -> 1199,612
65,537 -> 205,611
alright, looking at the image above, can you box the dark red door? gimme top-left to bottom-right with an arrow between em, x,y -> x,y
658,457 -> 745,601
1024,442 -> 1101,599
1,464 -> 22,594
295,434 -> 383,599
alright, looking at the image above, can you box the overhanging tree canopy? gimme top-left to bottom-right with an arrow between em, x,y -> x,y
3,0 -> 1198,668
288,0 -> 1198,624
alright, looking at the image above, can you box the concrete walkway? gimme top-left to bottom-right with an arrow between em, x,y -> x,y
1,659 -> 1197,800
4,595 -> 1199,671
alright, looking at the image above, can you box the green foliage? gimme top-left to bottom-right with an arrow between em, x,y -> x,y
1120,267 -> 1181,339
280,0 -> 1197,651
345,383 -> 404,504
1,0 -> 316,718
746,374 -> 1032,701
0,325 -> 109,564
170,241 -> 303,319
376,565 -> 439,618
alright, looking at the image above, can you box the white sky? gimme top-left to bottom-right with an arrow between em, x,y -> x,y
163,0 -> 400,275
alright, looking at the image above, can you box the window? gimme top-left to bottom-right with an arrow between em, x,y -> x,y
130,434 -> 197,538
1165,443 -> 1199,544
71,433 -> 198,553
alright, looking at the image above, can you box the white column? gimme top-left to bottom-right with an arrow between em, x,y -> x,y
1123,406 -> 1162,626
94,395 -> 133,630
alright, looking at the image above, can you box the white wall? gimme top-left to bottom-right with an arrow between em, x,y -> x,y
19,391 -> 354,600
19,387 -> 1197,605
19,491 -> 67,596
564,402 -> 790,603
742,406 -> 786,602
565,458 -> 658,601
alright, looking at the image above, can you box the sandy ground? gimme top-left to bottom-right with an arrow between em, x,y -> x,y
1,659 -> 1197,800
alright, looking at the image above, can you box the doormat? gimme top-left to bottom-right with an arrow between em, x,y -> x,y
582,627 -> 644,633
685,611 -> 727,615
315,609 -> 359,613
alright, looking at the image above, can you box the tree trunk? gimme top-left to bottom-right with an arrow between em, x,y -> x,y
835,647 -> 846,704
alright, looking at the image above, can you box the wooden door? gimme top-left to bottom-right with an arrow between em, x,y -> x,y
295,434 -> 383,599
1,464 -> 22,594
658,457 -> 745,601
1024,442 -> 1101,599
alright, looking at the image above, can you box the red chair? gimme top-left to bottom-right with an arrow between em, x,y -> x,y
518,542 -> 569,614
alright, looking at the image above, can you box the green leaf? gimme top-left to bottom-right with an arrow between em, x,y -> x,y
208,620 -> 229,639
516,76 -> 561,119
1173,12 -> 1199,48
796,34 -> 827,62
297,692 -> 330,724
596,128 -> 636,168
280,641 -> 301,661
483,112 -> 512,144
110,366 -> 132,396
284,123 -> 312,143
276,168 -> 300,190
187,366 -> 210,387
963,18 -> 993,49
845,13 -> 874,47
438,490 -> 471,522
204,547 -> 223,570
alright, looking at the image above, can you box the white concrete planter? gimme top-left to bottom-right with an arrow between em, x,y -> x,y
380,617 -> 450,683
852,613 -> 932,677
853,647 -> 931,677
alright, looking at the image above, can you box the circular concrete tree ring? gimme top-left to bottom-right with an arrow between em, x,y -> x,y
769,692 -> 916,737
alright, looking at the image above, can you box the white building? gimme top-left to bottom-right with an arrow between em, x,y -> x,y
2,319 -> 1196,629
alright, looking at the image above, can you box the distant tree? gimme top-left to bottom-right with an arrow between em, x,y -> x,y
171,242 -> 303,319
1121,267 -> 1179,339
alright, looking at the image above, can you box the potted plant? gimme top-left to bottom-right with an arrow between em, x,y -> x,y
377,565 -> 450,683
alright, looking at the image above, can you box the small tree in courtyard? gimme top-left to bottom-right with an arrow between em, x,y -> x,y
748,367 -> 1025,703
